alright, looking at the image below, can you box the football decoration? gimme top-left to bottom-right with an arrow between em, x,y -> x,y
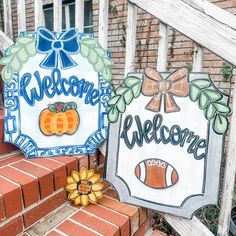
39,101 -> 79,136
135,158 -> 179,189
106,68 -> 230,218
65,167 -> 104,207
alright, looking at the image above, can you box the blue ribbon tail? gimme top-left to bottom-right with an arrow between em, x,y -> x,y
59,50 -> 77,69
40,51 -> 58,69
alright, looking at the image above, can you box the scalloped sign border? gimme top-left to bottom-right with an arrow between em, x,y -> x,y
0,27 -> 112,158
105,68 -> 230,219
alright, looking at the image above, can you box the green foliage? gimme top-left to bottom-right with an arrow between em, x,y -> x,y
186,63 -> 192,72
189,79 -> 230,134
108,76 -> 142,123
80,38 -> 112,82
196,206 -> 220,235
221,62 -> 233,81
0,36 -> 36,82
109,2 -> 118,15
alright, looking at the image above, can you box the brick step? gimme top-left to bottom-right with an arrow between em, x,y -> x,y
0,142 -> 18,155
24,187 -> 165,236
0,151 -> 165,236
0,151 -> 104,235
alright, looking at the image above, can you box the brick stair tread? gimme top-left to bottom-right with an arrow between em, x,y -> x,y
0,154 -> 92,223
0,153 -> 157,235
25,187 -> 158,236
0,146 -> 164,236
0,142 -> 18,155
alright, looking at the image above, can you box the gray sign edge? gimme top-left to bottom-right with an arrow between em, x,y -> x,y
105,72 -> 225,219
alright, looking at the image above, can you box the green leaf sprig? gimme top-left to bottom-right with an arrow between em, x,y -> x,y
80,38 -> 112,82
189,79 -> 231,134
0,36 -> 36,82
108,76 -> 142,123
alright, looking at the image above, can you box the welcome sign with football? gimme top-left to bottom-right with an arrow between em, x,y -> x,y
0,27 -> 111,158
105,67 -> 230,218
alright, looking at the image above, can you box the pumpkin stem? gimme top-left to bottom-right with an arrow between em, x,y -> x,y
54,102 -> 65,112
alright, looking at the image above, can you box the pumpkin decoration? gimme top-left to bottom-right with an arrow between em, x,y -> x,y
39,101 -> 79,136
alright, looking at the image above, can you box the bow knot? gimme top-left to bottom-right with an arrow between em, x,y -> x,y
142,68 -> 189,113
159,80 -> 171,93
52,41 -> 63,50
36,27 -> 79,70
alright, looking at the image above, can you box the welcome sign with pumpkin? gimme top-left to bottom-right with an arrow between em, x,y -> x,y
105,68 -> 230,218
0,27 -> 111,157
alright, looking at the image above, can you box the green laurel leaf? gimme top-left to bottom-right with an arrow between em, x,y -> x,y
94,57 -> 104,71
17,47 -> 29,63
116,97 -> 126,113
11,56 -> 21,71
214,102 -> 231,114
124,89 -> 133,104
125,76 -> 141,87
205,103 -> 216,120
8,45 -> 21,54
102,67 -> 112,82
0,55 -> 13,65
132,82 -> 142,98
26,42 -> 36,56
17,36 -> 35,44
191,79 -> 211,89
80,44 -> 90,57
1,66 -> 14,82
108,107 -> 119,123
189,85 -> 199,102
199,92 -> 209,109
81,38 -> 97,45
189,78 -> 230,134
116,87 -> 129,95
0,35 -> 36,82
213,114 -> 228,134
107,75 -> 142,123
108,95 -> 120,106
88,49 -> 98,64
94,47 -> 105,56
204,89 -> 222,101
80,37 -> 112,82
103,57 -> 112,66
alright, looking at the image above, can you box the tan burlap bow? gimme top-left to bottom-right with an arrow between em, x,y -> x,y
142,68 -> 189,113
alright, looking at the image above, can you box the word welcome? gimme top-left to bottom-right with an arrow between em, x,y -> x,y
120,114 -> 207,160
20,68 -> 99,106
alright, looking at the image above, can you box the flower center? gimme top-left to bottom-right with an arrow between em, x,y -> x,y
77,180 -> 92,195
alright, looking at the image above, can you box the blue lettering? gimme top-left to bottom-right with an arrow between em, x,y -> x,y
19,68 -> 100,106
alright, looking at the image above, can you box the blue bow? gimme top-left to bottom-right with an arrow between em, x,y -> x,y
36,27 -> 79,70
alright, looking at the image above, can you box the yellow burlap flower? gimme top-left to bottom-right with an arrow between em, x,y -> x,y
65,167 -> 104,206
